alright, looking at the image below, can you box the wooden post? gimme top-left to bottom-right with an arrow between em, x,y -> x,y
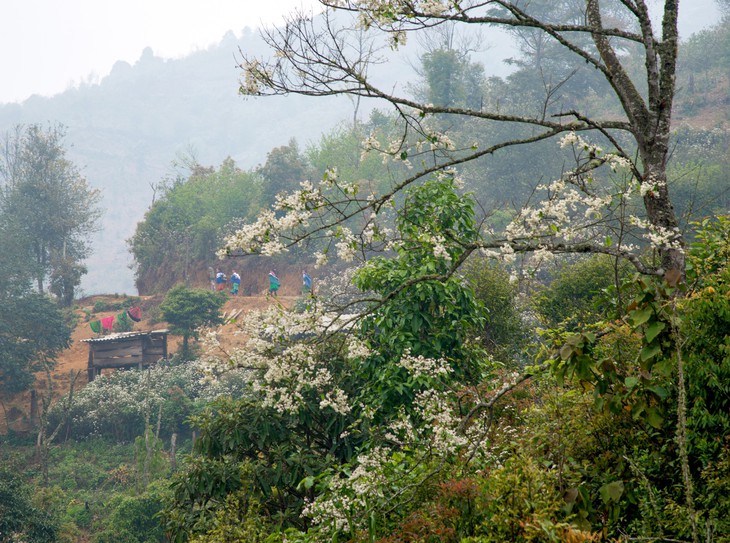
87,351 -> 95,382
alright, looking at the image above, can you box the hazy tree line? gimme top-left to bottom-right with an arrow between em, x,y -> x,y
0,123 -> 100,403
2,3 -> 730,543
130,11 -> 730,294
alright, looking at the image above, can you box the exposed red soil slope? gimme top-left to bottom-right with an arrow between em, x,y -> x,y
1,292 -> 297,434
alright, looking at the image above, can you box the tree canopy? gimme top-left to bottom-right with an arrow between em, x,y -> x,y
160,285 -> 226,359
231,0 -> 685,277
128,158 -> 263,294
0,124 -> 101,304
0,292 -> 71,396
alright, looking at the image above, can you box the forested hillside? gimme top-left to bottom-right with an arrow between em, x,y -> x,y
0,27 -> 381,294
2,2 -> 730,543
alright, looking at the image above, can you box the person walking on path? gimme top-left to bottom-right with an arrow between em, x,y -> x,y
230,271 -> 241,295
268,269 -> 281,297
215,269 -> 227,292
302,270 -> 312,295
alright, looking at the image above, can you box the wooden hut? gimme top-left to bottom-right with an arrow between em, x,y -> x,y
82,330 -> 169,381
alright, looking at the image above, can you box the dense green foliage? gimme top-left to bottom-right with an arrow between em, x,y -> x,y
534,255 -> 633,330
355,177 -> 487,380
0,292 -> 71,395
462,259 -> 528,363
0,468 -> 59,543
0,123 -> 101,304
160,285 -> 226,359
128,159 -> 263,293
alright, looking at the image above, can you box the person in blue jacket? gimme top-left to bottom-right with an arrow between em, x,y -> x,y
302,270 -> 312,294
215,269 -> 226,291
268,269 -> 281,297
230,271 -> 241,295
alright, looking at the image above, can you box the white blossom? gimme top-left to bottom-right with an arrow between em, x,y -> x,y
398,350 -> 451,378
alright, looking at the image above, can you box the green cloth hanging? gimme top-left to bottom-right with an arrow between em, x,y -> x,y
89,320 -> 101,333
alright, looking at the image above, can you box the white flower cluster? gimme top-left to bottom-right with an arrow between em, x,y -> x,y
360,133 -> 381,161
427,131 -> 456,152
383,409 -> 417,445
558,131 -> 600,157
418,0 -> 450,16
559,131 -> 632,173
431,234 -> 451,261
236,307 -> 353,416
415,389 -> 468,455
335,227 -> 358,262
606,153 -> 632,172
558,131 -> 580,149
362,128 -> 455,171
49,360 -> 252,438
347,336 -> 372,360
353,0 -> 450,21
239,59 -> 270,95
499,133 -> 629,270
219,179 -> 321,256
397,350 -> 452,379
303,387 -> 469,533
314,251 -> 329,268
507,177 -> 613,243
629,216 -> 684,251
302,445 -> 391,533
637,175 -> 666,198
220,174 -> 367,259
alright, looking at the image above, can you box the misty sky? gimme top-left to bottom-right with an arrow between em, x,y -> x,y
0,0 -> 721,105
0,0 -> 321,104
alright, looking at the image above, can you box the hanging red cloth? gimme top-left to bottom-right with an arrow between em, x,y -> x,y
101,315 -> 115,331
127,306 -> 142,322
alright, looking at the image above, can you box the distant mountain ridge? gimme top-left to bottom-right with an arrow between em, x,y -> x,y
1,4 -> 723,296
0,28 -> 365,294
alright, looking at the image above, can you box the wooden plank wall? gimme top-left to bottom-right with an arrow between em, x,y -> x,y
89,334 -> 168,369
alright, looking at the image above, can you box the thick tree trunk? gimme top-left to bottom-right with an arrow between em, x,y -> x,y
588,0 -> 683,277
641,153 -> 684,276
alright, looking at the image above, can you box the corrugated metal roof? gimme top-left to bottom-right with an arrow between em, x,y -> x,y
81,329 -> 169,344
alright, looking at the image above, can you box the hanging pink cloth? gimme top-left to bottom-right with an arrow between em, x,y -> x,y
127,306 -> 142,322
101,315 -> 115,331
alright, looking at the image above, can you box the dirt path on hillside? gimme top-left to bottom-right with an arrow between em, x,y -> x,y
1,294 -> 297,434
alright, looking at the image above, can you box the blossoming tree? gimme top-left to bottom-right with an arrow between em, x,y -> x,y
228,0 -> 685,278
165,2 -> 723,541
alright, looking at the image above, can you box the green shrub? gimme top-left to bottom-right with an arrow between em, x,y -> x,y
65,501 -> 93,528
0,468 -> 59,542
95,486 -> 168,543
145,304 -> 163,325
534,255 -> 632,330
468,454 -> 583,542
92,529 -> 140,543
462,258 -> 528,364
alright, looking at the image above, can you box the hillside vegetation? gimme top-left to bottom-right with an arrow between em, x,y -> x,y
2,5 -> 730,543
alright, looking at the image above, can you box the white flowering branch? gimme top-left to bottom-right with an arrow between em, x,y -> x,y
237,0 -> 685,276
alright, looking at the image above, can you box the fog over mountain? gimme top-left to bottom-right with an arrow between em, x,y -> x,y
0,1 -> 720,295
1,28 -> 367,294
